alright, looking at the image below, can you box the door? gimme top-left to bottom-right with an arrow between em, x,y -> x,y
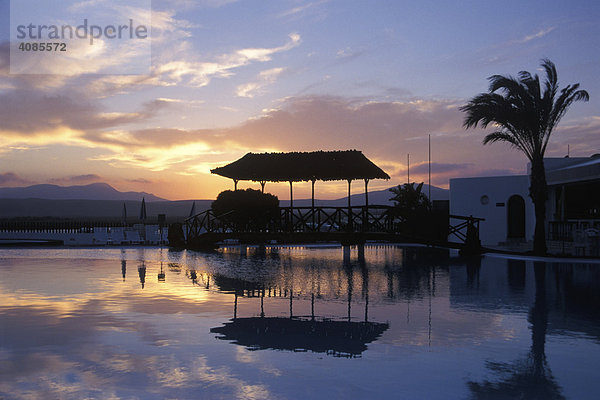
507,195 -> 526,239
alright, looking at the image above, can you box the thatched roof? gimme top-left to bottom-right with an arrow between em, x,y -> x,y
211,150 -> 390,182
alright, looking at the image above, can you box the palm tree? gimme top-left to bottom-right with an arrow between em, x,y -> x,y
460,59 -> 589,255
388,182 -> 431,215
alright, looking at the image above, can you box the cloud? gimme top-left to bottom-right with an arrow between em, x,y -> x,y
335,47 -> 365,62
49,174 -> 103,184
151,9 -> 197,43
515,27 -> 555,44
0,172 -> 30,186
410,162 -> 472,174
67,0 -> 112,13
483,26 -> 556,65
195,0 -> 239,7
278,0 -> 330,20
236,67 -> 286,98
154,33 -> 300,88
160,0 -> 238,9
47,95 -> 526,186
224,96 -> 465,152
1,84 -> 587,193
127,178 -> 153,184
10,3 -> 152,76
0,89 -> 171,150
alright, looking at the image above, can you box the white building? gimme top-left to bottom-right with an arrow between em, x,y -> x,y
450,155 -> 600,250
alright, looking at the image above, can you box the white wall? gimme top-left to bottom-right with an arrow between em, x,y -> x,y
450,175 -> 535,245
0,225 -> 168,246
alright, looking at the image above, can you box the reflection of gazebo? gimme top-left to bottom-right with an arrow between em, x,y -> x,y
209,253 -> 389,358
210,150 -> 390,209
211,317 -> 388,358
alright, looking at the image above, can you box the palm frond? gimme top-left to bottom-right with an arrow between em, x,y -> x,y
463,59 -> 588,162
483,131 -> 520,147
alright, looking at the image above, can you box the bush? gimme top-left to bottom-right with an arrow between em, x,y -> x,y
211,189 -> 279,231
167,222 -> 185,247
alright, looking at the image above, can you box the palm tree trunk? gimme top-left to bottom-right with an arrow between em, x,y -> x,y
529,157 -> 548,255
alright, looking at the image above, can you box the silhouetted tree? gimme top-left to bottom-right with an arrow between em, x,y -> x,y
167,222 -> 185,248
461,59 -> 589,255
212,189 -> 279,231
389,182 -> 432,237
389,182 -> 431,215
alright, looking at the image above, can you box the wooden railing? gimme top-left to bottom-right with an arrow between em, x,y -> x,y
186,206 -> 404,239
185,206 -> 483,250
447,215 -> 484,244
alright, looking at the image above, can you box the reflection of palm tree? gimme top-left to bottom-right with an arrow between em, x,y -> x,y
138,263 -> 146,289
468,262 -> 565,399
121,260 -> 126,281
530,263 -> 549,378
461,59 -> 589,255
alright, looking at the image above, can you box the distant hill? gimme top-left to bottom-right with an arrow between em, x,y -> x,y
340,184 -> 449,204
0,183 -> 166,201
281,184 -> 449,207
0,184 -> 448,219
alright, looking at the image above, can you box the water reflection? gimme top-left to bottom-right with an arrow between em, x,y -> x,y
1,246 -> 600,399
211,317 -> 389,358
209,249 -> 390,357
468,262 -> 565,399
138,262 -> 146,289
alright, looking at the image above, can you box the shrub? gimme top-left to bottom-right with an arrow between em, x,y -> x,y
211,189 -> 279,231
167,222 -> 185,247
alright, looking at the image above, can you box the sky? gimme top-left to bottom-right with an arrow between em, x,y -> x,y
0,0 -> 599,201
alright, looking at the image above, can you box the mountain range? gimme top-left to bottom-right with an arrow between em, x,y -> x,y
0,182 -> 448,218
0,183 -> 166,201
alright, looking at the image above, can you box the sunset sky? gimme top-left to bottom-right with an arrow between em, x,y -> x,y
1,0 -> 599,201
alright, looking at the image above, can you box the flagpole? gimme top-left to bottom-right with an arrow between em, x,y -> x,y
428,134 -> 431,201
407,153 -> 410,184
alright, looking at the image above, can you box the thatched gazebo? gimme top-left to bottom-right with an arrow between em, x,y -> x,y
210,150 -> 390,209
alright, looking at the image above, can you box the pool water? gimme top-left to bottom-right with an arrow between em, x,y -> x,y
1,245 -> 599,399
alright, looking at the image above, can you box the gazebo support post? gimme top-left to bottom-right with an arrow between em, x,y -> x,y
364,179 -> 370,230
260,181 -> 266,193
311,179 -> 316,231
234,179 -> 238,191
289,181 -> 294,231
347,179 -> 352,231
311,179 -> 315,209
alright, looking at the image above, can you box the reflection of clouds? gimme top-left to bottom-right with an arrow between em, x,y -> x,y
0,302 -> 273,398
150,355 -> 272,399
0,352 -> 74,381
235,346 -> 257,364
0,251 -> 279,397
0,352 -> 102,399
192,356 -> 271,400
154,360 -> 193,388
102,353 -> 138,374
3,247 -> 598,398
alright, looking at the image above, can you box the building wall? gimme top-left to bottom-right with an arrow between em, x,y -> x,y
0,225 -> 168,245
449,175 -> 535,245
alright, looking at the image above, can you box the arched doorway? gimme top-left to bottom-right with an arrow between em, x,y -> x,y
507,195 -> 526,239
